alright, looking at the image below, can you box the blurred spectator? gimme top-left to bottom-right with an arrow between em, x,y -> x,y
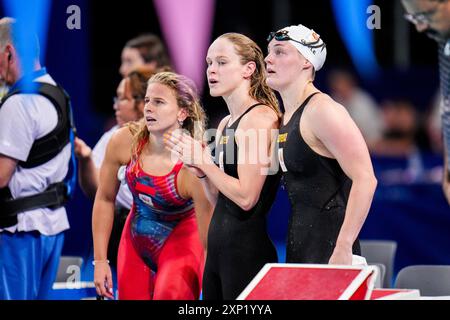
371,99 -> 419,157
370,98 -> 443,184
119,34 -> 172,77
0,17 -> 73,299
401,0 -> 450,202
100,34 -> 172,132
328,69 -> 382,145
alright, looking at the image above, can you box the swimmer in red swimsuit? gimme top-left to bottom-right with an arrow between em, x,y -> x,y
92,71 -> 213,300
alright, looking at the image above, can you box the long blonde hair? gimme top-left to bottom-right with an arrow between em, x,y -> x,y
129,71 -> 207,161
219,33 -> 281,119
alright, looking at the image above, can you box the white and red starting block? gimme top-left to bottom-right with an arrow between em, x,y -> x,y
370,288 -> 420,300
237,263 -> 380,300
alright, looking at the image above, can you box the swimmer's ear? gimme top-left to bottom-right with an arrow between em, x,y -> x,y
177,107 -> 188,122
242,61 -> 256,80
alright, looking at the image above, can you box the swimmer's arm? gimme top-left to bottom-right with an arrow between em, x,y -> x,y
0,154 -> 17,188
91,129 -> 132,299
75,137 -> 99,199
310,98 -> 377,265
193,115 -> 231,207
198,110 -> 278,211
183,170 -> 214,249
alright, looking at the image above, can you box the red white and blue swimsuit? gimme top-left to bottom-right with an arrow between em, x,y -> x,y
117,157 -> 204,300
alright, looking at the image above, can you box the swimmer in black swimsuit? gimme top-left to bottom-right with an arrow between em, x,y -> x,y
265,24 -> 377,265
167,33 -> 281,299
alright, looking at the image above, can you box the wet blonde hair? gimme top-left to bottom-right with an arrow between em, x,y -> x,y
219,33 -> 281,119
129,71 -> 207,160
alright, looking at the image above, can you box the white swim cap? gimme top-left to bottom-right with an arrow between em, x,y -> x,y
269,24 -> 327,71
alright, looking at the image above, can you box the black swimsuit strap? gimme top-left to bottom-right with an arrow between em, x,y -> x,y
227,103 -> 265,128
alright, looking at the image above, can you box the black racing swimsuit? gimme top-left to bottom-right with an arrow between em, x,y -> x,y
202,104 -> 281,300
278,93 -> 360,264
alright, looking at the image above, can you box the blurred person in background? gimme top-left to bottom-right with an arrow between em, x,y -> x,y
371,99 -> 420,157
119,34 -> 171,77
0,17 -> 74,299
371,98 -> 435,183
328,69 -> 382,146
401,0 -> 450,203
